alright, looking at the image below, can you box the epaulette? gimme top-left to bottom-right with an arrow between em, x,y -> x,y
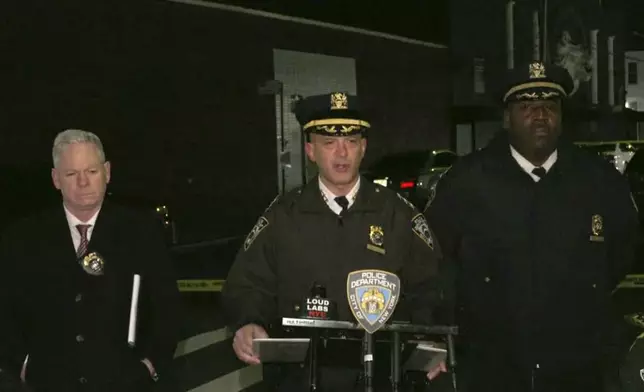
423,167 -> 451,211
261,185 -> 309,215
395,192 -> 418,212
262,194 -> 281,215
279,185 -> 306,208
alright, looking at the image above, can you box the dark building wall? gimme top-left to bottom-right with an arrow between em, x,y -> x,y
0,1 -> 450,241
450,0 -> 628,140
449,0 -> 508,109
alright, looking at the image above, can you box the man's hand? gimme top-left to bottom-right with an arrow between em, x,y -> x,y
232,324 -> 268,365
426,361 -> 448,380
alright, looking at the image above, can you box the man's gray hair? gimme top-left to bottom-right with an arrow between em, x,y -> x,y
52,129 -> 107,168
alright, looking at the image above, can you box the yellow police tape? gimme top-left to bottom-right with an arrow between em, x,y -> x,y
177,279 -> 225,292
615,274 -> 644,290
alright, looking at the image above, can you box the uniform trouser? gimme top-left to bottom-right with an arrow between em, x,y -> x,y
455,350 -> 605,392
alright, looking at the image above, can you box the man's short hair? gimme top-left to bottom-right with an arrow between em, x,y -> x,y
52,129 -> 106,168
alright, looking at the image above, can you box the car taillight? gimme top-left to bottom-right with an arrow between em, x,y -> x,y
400,181 -> 415,189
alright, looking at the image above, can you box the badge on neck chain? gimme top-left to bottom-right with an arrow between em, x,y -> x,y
81,252 -> 105,276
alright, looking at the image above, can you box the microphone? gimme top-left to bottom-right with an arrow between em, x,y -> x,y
296,283 -> 338,320
299,283 -> 335,391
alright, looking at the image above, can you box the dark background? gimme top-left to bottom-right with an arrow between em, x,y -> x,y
0,1 -> 451,242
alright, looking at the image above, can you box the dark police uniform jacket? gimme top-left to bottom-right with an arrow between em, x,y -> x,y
0,202 -> 181,392
425,133 -> 640,388
222,178 -> 442,391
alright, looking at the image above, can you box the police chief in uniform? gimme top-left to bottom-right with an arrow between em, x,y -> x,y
0,129 -> 181,392
424,62 -> 641,392
222,92 -> 446,391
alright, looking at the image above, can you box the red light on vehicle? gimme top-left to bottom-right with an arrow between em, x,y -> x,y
400,181 -> 415,189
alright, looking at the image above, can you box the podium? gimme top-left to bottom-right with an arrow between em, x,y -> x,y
256,317 -> 459,392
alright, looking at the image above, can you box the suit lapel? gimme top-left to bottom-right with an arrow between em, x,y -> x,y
88,202 -> 113,256
53,205 -> 80,264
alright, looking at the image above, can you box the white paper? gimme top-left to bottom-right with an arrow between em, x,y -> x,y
128,274 -> 141,346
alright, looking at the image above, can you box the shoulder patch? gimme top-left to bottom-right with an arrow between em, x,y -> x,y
396,193 -> 416,210
244,216 -> 269,251
411,213 -> 434,249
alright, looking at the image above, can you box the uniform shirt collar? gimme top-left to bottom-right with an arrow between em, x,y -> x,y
510,145 -> 558,181
318,176 -> 360,215
64,204 -> 100,231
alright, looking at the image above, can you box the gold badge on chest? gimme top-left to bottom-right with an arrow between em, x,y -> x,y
81,251 -> 105,276
590,214 -> 604,242
367,225 -> 385,255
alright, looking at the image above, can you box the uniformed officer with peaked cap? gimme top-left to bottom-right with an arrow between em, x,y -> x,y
222,92 -> 447,390
425,61 -> 641,391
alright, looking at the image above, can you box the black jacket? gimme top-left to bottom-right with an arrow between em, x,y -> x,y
222,178 -> 443,390
0,202 -> 181,392
425,133 -> 640,380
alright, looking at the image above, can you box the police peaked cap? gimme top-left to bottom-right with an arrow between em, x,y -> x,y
503,61 -> 574,104
293,92 -> 370,137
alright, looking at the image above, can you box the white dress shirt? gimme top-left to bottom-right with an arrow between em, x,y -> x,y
319,177 -> 361,215
63,205 -> 100,253
510,146 -> 558,182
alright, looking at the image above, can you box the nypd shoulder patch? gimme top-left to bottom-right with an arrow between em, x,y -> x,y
411,213 -> 434,249
244,216 -> 269,251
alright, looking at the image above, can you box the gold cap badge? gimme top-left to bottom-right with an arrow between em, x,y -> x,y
529,62 -> 546,79
330,92 -> 348,110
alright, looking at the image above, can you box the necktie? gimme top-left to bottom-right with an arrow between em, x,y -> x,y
334,196 -> 349,215
532,167 -> 546,179
76,224 -> 91,258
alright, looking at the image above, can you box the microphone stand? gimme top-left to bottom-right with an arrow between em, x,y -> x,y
307,283 -> 326,391
447,334 -> 458,392
308,329 -> 319,391
390,331 -> 401,392
363,332 -> 374,392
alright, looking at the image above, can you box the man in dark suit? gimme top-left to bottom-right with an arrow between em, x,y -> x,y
0,129 -> 181,392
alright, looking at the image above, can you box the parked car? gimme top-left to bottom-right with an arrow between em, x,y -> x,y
362,149 -> 457,209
